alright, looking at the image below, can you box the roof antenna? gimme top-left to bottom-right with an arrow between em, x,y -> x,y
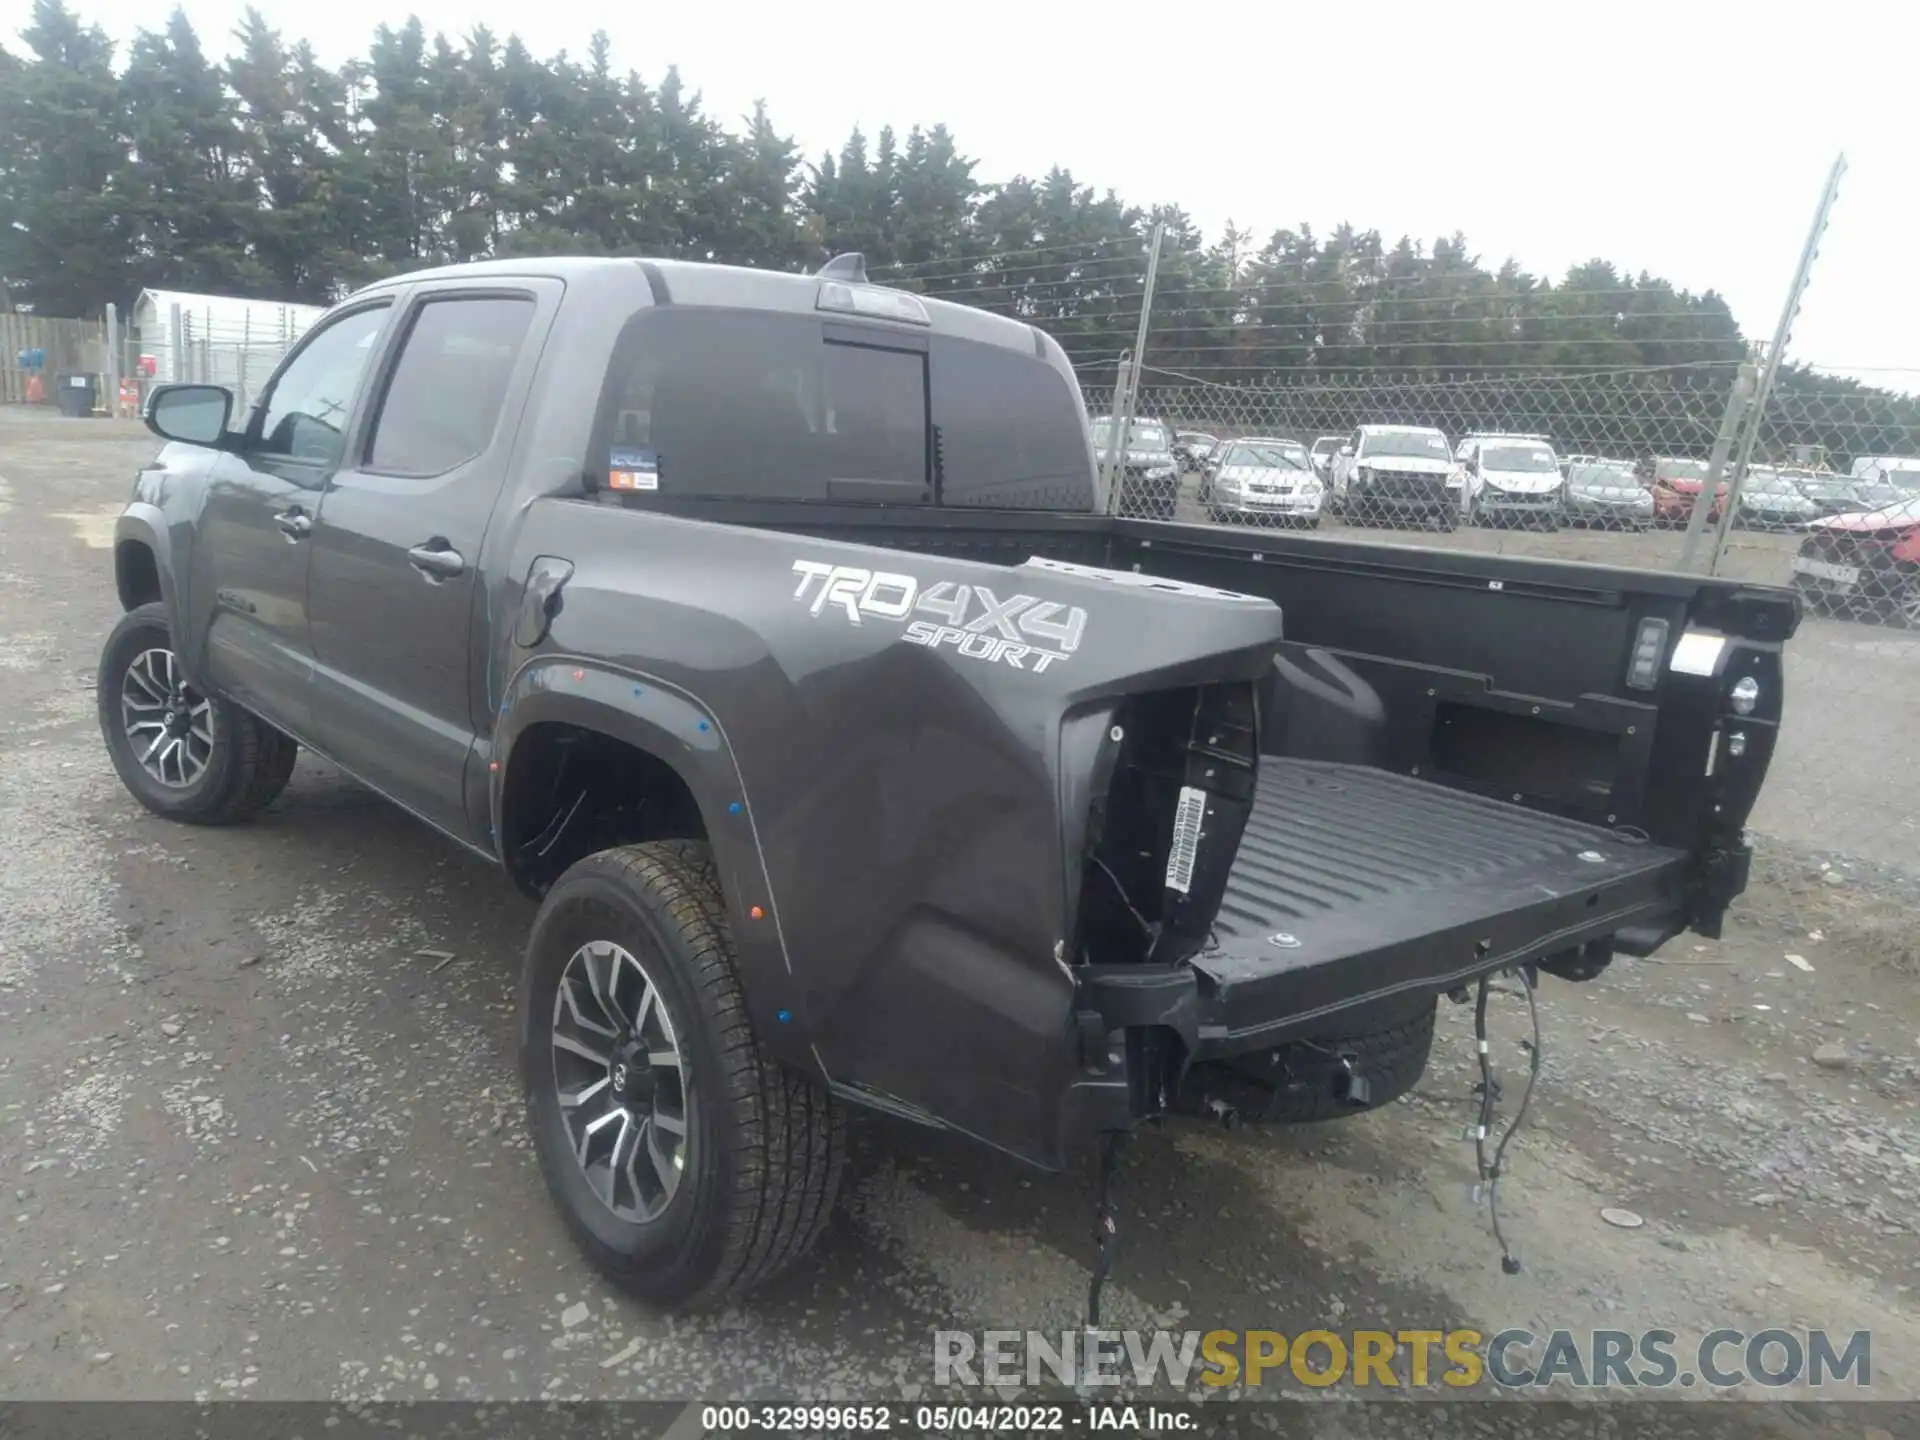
817,252 -> 869,284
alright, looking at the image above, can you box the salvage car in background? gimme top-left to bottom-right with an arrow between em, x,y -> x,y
1174,430 -> 1219,472
1455,433 -> 1565,528
1732,466 -> 1821,530
1330,424 -> 1456,529
1206,436 -> 1323,527
1649,457 -> 1726,527
1792,469 -> 1877,518
1309,434 -> 1344,481
1792,495 -> 1920,626
1563,458 -> 1653,529
1090,414 -> 1181,519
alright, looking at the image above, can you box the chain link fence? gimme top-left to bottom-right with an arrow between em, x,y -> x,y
156,304 -> 317,414
1084,370 -> 1920,628
1082,363 -> 1920,884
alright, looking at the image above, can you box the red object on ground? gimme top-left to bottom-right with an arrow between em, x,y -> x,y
23,373 -> 45,404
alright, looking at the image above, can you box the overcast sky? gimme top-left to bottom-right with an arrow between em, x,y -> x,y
36,0 -> 1919,390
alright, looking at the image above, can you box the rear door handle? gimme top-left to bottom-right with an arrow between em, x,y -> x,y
275,508 -> 312,539
407,541 -> 465,580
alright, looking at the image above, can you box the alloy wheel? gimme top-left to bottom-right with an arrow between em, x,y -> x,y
120,647 -> 213,788
551,939 -> 691,1223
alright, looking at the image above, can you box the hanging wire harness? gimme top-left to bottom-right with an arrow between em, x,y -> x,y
1468,968 -> 1544,1275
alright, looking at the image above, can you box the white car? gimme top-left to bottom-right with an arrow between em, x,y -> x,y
1206,437 -> 1323,527
1456,434 -> 1565,527
1329,425 -> 1457,529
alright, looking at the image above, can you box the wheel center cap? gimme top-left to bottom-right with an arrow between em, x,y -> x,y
609,1038 -> 652,1104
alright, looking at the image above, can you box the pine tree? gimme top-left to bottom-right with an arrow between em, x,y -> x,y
0,0 -> 135,312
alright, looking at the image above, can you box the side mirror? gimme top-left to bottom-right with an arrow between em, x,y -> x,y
145,384 -> 234,447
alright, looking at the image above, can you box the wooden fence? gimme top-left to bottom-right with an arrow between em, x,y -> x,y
1,313 -> 109,406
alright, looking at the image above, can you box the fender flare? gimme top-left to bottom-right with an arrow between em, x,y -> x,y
113,505 -> 180,625
490,655 -> 819,1073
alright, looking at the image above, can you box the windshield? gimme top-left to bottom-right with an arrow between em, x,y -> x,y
1220,441 -> 1308,471
1089,418 -> 1170,452
1360,430 -> 1449,460
1481,445 -> 1557,472
1884,467 -> 1920,492
1656,458 -> 1710,482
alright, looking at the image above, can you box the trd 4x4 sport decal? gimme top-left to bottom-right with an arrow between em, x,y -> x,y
790,560 -> 1087,673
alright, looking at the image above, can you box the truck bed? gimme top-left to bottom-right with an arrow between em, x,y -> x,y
1186,759 -> 1689,1052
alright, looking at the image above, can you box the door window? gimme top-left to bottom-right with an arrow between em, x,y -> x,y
253,304 -> 390,465
365,296 -> 537,477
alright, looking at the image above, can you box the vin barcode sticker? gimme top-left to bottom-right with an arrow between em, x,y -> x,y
1165,785 -> 1207,895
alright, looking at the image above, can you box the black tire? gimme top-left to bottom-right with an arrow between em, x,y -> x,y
1434,507 -> 1458,533
521,840 -> 844,1309
97,601 -> 298,825
1179,994 -> 1437,1125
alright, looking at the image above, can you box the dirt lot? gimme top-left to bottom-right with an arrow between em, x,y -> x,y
2,410 -> 1917,1419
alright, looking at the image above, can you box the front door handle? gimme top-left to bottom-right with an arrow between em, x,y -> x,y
407,541 -> 466,580
275,507 -> 312,539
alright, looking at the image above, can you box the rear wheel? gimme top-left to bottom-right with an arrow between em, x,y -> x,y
96,602 -> 298,825
521,841 -> 844,1308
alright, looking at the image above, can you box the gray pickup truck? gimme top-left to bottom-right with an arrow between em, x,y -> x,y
102,254 -> 1795,1313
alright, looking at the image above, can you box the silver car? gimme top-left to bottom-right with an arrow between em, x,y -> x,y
1564,459 -> 1654,530
1206,437 -> 1324,527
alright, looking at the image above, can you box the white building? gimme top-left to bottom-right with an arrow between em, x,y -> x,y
131,289 -> 326,410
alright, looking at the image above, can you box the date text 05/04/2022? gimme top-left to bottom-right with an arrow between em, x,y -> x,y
699,1403 -> 1194,1433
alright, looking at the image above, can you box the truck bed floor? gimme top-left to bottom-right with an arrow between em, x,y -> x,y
1190,760 -> 1690,1049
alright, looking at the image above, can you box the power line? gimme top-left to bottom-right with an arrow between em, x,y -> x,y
869,237 -> 1141,277
1037,312 -> 1744,340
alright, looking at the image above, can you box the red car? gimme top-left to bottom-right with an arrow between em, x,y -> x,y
1791,498 -> 1920,626
1648,457 -> 1729,527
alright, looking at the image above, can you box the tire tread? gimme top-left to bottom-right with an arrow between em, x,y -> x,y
540,841 -> 843,1305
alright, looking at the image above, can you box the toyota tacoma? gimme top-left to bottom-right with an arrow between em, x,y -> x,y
101,253 -> 1796,1312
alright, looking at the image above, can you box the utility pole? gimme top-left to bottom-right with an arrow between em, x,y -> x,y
1101,353 -> 1131,514
1704,152 -> 1847,575
1103,222 -> 1166,517
1123,221 -> 1167,425
1677,354 -> 1757,571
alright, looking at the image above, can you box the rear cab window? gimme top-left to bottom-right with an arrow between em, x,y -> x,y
591,303 -> 1093,511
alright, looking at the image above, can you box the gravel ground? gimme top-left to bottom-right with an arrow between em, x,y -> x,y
2,409 -> 1917,1421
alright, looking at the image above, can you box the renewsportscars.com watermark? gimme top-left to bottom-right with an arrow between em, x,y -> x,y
934,1328 -> 1873,1391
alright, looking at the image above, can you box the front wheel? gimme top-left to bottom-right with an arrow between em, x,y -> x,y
96,602 -> 298,825
521,841 -> 845,1309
